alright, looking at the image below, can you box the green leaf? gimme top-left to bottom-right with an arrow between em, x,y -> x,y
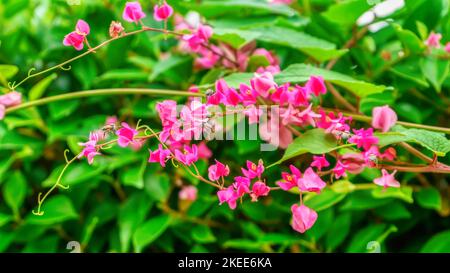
73,58 -> 97,89
392,125 -> 450,156
322,0 -> 370,29
415,187 -> 442,210
49,100 -> 80,120
42,162 -> 106,187
213,28 -> 260,49
191,225 -> 217,244
149,55 -> 190,81
132,214 -> 171,252
119,193 -> 153,252
222,73 -> 254,88
420,57 -> 450,93
331,180 -> 356,194
421,230 -> 450,253
326,212 -> 351,251
144,172 -> 171,202
97,69 -> 149,83
182,0 -> 297,18
272,129 -> 351,165
341,190 -> 392,211
393,23 -> 425,55
346,224 -> 386,253
250,26 -> 347,62
275,64 -> 387,97
304,189 -> 347,212
374,201 -> 412,221
0,64 -> 19,79
223,239 -> 262,251
0,213 -> 12,228
28,73 -> 57,101
371,186 -> 414,204
3,171 -> 27,217
26,196 -> 78,225
120,158 -> 147,189
306,208 -> 334,240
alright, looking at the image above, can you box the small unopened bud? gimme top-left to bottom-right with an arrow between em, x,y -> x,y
109,21 -> 124,38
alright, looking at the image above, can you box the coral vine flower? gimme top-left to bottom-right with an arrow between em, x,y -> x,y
311,155 -> 330,171
333,161 -> 349,179
291,204 -> 318,234
153,1 -> 173,21
241,160 -> 265,179
0,105 -> 4,120
183,24 -> 213,52
116,122 -> 138,147
208,160 -> 230,181
276,165 -> 302,191
349,128 -> 379,151
179,185 -> 197,201
233,176 -> 251,197
217,186 -> 238,209
174,144 -> 199,166
250,72 -> 276,98
109,21 -> 124,38
372,105 -> 397,132
197,141 -> 212,159
373,169 -> 400,188
0,91 -> 22,107
78,141 -> 100,165
123,2 -> 146,23
306,76 -> 327,96
63,20 -> 90,51
244,105 -> 263,124
381,147 -> 396,161
425,32 -> 442,48
250,181 -> 270,202
148,144 -> 171,167
446,42 -> 450,53
239,84 -> 258,106
297,167 -> 326,193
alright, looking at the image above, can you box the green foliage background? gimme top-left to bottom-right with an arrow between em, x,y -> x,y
0,0 -> 450,253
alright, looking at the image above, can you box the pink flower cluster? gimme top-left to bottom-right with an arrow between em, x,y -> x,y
0,91 -> 22,120
425,31 -> 450,53
214,160 -> 270,209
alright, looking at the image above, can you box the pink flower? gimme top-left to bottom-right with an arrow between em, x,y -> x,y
270,83 -> 291,106
363,145 -> 380,167
425,32 -> 442,48
233,176 -> 251,197
276,165 -> 302,191
316,110 -> 351,135
259,117 -> 293,149
289,85 -> 310,107
305,76 -> 326,96
252,48 -> 279,66
291,204 -> 317,233
333,161 -> 348,179
183,24 -> 213,52
109,21 -> 124,38
206,90 -> 224,105
217,186 -> 238,209
78,140 -> 101,165
244,105 -> 263,124
241,160 -> 264,179
340,153 -> 365,174
63,19 -> 90,51
381,147 -> 396,161
157,100 -> 178,127
0,105 -> 4,120
194,47 -> 220,69
148,144 -> 171,167
349,128 -> 379,151
123,1 -> 146,23
373,169 -> 400,188
75,19 -> 90,35
63,32 -> 85,51
311,155 -> 329,171
223,87 -> 242,106
445,42 -> 450,53
179,185 -> 197,201
372,105 -> 397,132
250,72 -> 276,98
208,160 -> 230,181
0,91 -> 22,107
270,0 -> 294,4
298,167 -> 326,193
239,84 -> 258,106
197,141 -> 212,159
250,181 -> 270,202
153,1 -> 173,21
116,122 -> 138,147
174,144 -> 198,166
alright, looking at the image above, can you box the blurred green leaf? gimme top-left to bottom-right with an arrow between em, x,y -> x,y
3,171 -> 27,217
415,187 -> 442,210
322,0 -> 370,29
421,230 -> 450,253
420,57 -> 449,93
26,196 -> 78,225
304,189 -> 347,212
132,214 -> 171,252
325,212 -> 351,251
371,186 -> 414,204
191,225 -> 217,244
28,73 -> 57,101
